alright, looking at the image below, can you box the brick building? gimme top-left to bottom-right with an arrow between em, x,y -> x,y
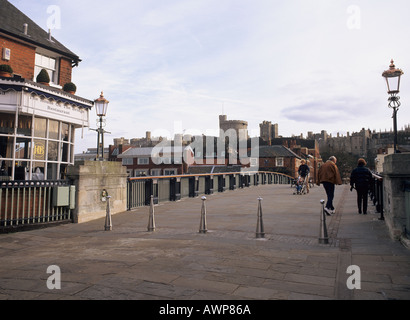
117,145 -> 194,177
258,121 -> 323,181
254,145 -> 301,177
0,0 -> 80,85
0,0 -> 92,181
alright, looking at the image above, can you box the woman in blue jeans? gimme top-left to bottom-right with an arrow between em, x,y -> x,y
317,156 -> 343,215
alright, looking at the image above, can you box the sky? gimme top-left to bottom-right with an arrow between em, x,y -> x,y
8,0 -> 410,154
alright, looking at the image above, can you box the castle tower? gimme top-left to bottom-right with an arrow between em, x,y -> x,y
219,115 -> 248,140
259,121 -> 279,143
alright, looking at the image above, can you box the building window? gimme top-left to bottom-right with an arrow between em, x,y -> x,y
60,142 -> 69,162
33,139 -> 46,161
17,115 -> 32,136
134,169 -> 148,177
151,169 -> 161,176
35,53 -> 58,84
122,158 -> 133,166
0,136 -> 13,159
47,141 -> 58,161
138,157 -> 149,165
34,117 -> 47,138
0,114 -> 15,134
164,169 -> 177,176
49,120 -> 59,140
0,113 -> 75,181
15,138 -> 31,160
276,157 -> 284,167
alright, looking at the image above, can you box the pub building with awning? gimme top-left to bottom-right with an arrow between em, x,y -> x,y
0,0 -> 92,181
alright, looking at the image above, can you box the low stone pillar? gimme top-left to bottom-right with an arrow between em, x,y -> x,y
382,153 -> 410,241
67,160 -> 128,223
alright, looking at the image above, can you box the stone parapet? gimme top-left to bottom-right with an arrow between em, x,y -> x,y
67,160 -> 128,223
382,153 -> 410,241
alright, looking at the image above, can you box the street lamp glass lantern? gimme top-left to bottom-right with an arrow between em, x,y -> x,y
382,59 -> 404,94
94,91 -> 110,117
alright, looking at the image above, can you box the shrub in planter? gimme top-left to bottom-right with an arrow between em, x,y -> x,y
63,82 -> 77,94
0,64 -> 13,77
36,68 -> 50,85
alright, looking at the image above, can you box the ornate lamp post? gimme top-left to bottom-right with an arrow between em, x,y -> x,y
382,60 -> 404,153
92,92 -> 110,161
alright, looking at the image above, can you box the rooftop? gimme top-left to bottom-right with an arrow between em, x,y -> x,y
0,0 -> 80,63
257,145 -> 301,158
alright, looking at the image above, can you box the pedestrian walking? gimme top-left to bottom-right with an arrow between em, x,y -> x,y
350,158 -> 373,214
317,156 -> 342,215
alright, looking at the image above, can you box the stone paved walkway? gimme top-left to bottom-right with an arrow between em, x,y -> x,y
1,184 -> 409,303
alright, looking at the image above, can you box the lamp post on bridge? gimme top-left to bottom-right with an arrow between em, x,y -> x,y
382,60 -> 404,154
91,92 -> 110,161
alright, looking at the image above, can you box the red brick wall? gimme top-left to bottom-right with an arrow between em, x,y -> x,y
259,157 -> 297,177
59,57 -> 72,85
0,35 -> 35,80
1,35 -> 73,85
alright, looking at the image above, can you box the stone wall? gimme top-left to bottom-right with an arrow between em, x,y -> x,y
67,160 -> 128,223
382,153 -> 410,241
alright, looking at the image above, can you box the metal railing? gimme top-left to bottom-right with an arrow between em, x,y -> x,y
0,180 -> 73,231
127,171 -> 294,211
369,172 -> 384,220
0,172 -> 294,230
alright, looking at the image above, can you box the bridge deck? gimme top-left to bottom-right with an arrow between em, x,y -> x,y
0,183 -> 409,303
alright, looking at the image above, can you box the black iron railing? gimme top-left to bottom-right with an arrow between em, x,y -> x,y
369,172 -> 384,220
127,171 -> 294,211
0,180 -> 73,230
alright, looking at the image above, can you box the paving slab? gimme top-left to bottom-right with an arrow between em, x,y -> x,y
0,183 -> 409,303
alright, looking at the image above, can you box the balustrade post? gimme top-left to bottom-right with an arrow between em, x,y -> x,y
147,195 -> 156,232
199,196 -> 207,234
256,197 -> 265,239
104,196 -> 112,231
319,199 -> 329,244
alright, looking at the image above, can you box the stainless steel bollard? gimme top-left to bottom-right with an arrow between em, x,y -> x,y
256,197 -> 265,238
104,196 -> 112,231
319,199 -> 329,244
199,196 -> 207,234
147,195 -> 156,232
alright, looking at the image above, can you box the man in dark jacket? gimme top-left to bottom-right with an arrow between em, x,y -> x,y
350,158 -> 373,214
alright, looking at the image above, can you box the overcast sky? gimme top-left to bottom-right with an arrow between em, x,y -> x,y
9,0 -> 410,153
